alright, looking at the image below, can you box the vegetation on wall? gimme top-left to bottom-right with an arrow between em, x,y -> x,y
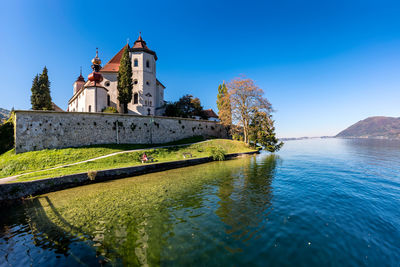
117,47 -> 133,114
0,113 -> 14,154
102,106 -> 118,113
31,67 -> 53,110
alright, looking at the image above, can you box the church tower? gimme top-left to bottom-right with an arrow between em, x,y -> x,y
100,33 -> 166,115
130,33 -> 158,115
73,68 -> 85,95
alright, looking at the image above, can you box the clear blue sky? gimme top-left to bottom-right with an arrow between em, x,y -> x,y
1,0 -> 399,138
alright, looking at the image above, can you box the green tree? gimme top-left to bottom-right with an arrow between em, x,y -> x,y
164,102 -> 181,117
249,110 -> 283,152
31,67 -> 53,110
163,95 -> 207,119
30,74 -> 41,110
38,67 -> 53,110
117,47 -> 133,113
216,81 -> 232,126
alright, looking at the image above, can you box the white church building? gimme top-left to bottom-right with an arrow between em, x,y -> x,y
68,34 -> 166,116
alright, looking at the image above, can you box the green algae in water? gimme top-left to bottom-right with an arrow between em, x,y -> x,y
23,154 -> 278,266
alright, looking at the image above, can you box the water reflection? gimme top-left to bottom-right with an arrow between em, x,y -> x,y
0,154 -> 279,266
216,155 -> 279,246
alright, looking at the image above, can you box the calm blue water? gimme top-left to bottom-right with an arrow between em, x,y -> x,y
1,138 -> 400,266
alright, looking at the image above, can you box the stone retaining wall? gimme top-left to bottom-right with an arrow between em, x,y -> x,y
14,110 -> 229,153
0,152 -> 258,202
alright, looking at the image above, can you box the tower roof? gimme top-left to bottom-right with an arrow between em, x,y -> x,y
130,33 -> 157,60
100,44 -> 129,73
75,67 -> 85,82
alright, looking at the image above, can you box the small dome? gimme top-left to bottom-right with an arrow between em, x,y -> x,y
91,48 -> 102,65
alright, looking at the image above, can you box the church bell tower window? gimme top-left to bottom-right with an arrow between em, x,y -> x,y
146,60 -> 150,68
134,59 -> 138,67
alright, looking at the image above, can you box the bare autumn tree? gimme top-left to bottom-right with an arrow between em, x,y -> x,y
227,77 -> 272,144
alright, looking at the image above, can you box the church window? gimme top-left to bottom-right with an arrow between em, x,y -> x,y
133,93 -> 138,104
134,59 -> 138,67
146,81 -> 150,86
150,101 -> 152,106
105,81 -> 110,87
88,105 -> 91,112
133,79 -> 138,85
145,100 -> 148,106
146,60 -> 150,68
107,94 -> 110,106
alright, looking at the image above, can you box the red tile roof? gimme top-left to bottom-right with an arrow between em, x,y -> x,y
51,102 -> 64,112
203,109 -> 219,118
132,35 -> 150,49
100,44 -> 129,73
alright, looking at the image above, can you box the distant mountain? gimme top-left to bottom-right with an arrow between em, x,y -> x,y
336,116 -> 400,139
0,108 -> 10,122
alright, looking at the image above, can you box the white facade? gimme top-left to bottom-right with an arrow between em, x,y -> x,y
68,84 -> 108,113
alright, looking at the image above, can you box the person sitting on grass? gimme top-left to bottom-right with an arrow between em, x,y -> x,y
141,153 -> 148,163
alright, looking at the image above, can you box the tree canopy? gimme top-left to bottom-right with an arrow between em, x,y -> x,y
31,67 -> 52,110
164,94 -> 208,119
226,77 -> 282,152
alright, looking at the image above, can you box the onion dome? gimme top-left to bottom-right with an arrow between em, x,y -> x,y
87,48 -> 103,84
88,72 -> 103,83
91,48 -> 102,65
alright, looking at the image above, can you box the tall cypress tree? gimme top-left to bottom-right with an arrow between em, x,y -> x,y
30,74 -> 41,110
38,66 -> 53,110
117,47 -> 133,113
216,81 -> 232,126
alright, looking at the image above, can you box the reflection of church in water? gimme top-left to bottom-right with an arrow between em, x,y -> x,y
68,34 -> 166,116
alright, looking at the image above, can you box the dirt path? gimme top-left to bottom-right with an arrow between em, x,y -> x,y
0,141 -> 207,184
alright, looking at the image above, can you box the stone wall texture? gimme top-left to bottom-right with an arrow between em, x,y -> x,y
14,110 -> 229,153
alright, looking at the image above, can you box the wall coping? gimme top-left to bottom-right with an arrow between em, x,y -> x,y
13,110 -> 220,124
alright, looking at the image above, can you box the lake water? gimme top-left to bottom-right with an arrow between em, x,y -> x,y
1,138 -> 400,266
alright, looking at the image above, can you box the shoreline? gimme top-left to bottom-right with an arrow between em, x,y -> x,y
0,151 -> 259,203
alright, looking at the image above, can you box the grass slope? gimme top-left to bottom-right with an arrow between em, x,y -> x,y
0,136 -> 206,178
12,139 -> 255,182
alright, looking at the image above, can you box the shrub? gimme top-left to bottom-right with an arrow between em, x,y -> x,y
208,146 -> 226,161
232,133 -> 243,141
87,170 -> 97,181
102,106 -> 118,113
0,114 -> 14,154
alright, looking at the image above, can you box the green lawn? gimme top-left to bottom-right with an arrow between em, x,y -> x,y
11,139 -> 256,182
0,136 -> 206,178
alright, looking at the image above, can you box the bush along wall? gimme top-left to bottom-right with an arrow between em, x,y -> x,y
0,114 -> 14,154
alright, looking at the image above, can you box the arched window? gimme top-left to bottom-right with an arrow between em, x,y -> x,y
107,94 -> 110,106
146,60 -> 150,68
134,59 -> 138,67
88,105 -> 91,112
133,93 -> 138,104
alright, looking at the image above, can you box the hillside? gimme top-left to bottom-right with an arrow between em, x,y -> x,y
336,116 -> 400,139
0,108 -> 10,122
